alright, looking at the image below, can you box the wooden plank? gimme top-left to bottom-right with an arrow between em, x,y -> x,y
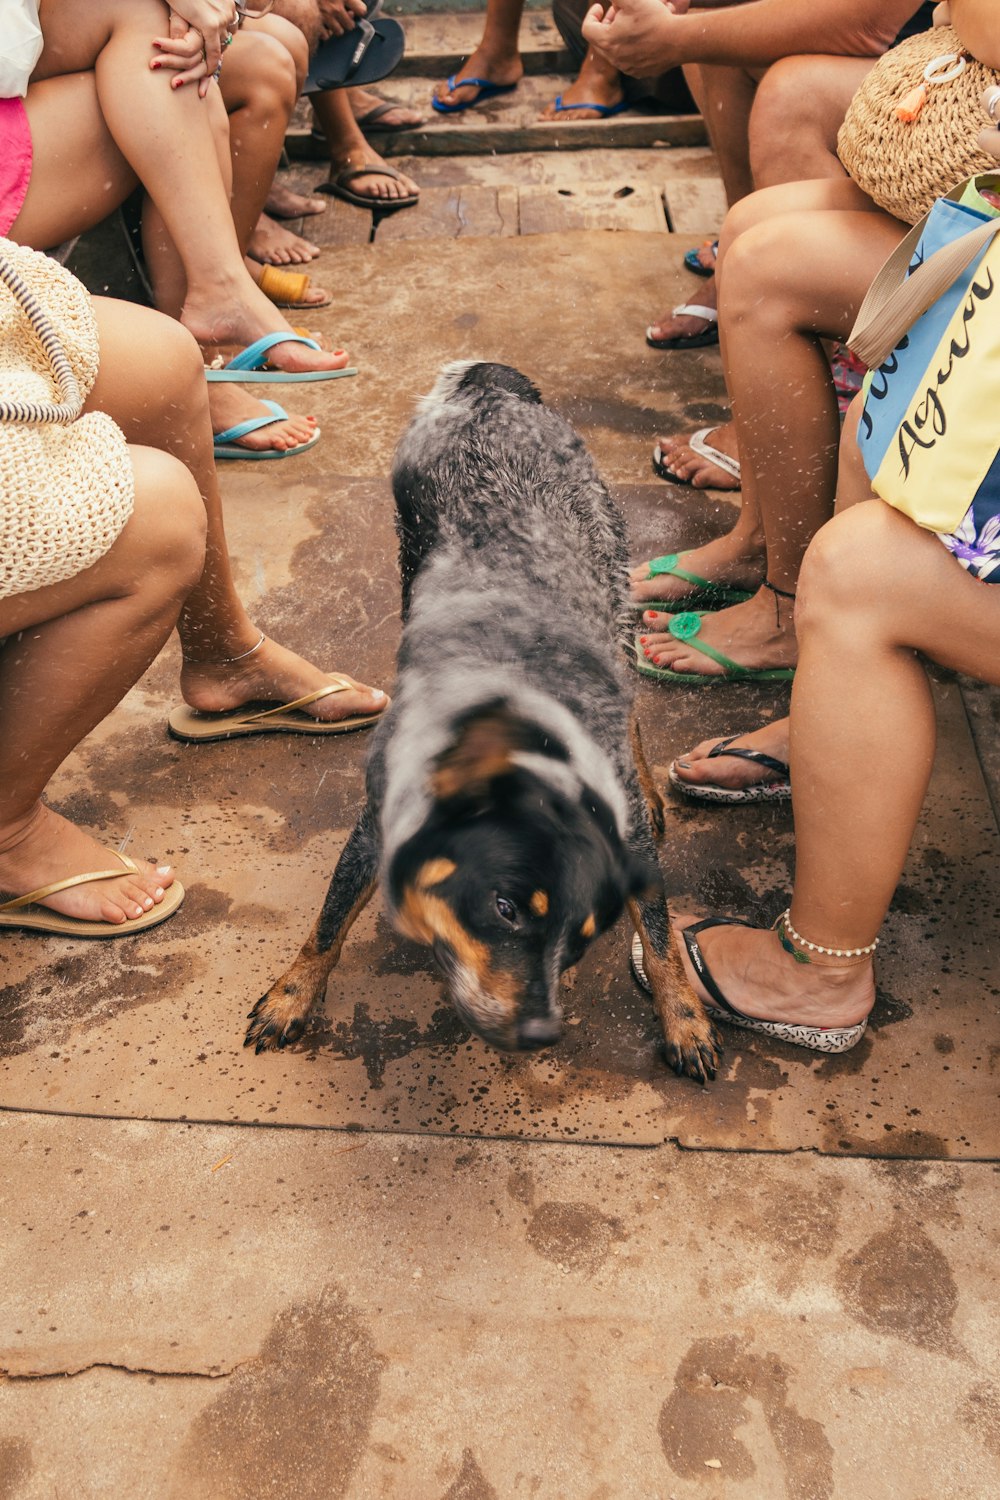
518,183 -> 666,235
375,185 -> 518,240
305,194 -> 375,248
663,175 -> 728,233
394,9 -> 570,77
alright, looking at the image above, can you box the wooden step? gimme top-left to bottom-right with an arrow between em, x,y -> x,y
392,8 -> 571,78
289,75 -> 707,158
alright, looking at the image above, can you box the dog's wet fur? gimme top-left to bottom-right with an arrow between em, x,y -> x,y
247,361 -> 721,1082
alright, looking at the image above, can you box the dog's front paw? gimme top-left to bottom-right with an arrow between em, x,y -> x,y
245,985 -> 310,1054
660,1015 -> 723,1085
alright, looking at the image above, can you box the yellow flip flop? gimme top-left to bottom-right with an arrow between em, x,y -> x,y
0,853 -> 185,938
257,264 -> 332,310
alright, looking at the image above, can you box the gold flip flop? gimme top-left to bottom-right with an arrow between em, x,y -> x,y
0,853 -> 185,938
166,678 -> 390,743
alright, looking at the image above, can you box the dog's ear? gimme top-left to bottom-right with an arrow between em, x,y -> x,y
431,706 -> 534,802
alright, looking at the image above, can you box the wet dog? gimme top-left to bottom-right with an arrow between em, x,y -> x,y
246,362 -> 721,1083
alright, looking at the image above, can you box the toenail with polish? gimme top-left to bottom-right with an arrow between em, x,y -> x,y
155,887 -> 164,898
144,898 -> 153,909
676,759 -> 691,769
157,866 -> 171,875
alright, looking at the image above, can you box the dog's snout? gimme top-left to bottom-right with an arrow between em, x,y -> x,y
517,1015 -> 561,1050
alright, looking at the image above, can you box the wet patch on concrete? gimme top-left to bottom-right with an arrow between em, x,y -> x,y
835,1225 -> 961,1354
525,1200 -> 625,1273
0,1438 -> 33,1499
960,1382 -> 1000,1459
168,1287 -> 383,1500
659,1335 -> 833,1498
441,1449 -> 500,1500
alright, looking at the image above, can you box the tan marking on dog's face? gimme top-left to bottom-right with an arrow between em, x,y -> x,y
530,890 -> 549,917
416,858 -> 457,890
580,913 -> 596,939
397,886 -> 521,1029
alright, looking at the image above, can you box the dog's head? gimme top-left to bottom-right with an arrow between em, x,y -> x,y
386,706 -> 650,1052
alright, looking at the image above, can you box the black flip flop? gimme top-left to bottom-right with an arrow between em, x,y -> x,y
667,734 -> 790,805
317,164 -> 418,213
304,1 -> 405,92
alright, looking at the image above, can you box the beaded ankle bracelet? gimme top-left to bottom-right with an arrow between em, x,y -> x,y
777,908 -> 878,965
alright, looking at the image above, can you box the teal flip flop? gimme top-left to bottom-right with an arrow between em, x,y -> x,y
632,613 -> 796,685
213,400 -> 321,461
205,333 -> 358,384
632,553 -> 754,614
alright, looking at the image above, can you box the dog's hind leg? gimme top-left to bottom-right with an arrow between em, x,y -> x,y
245,806 -> 379,1054
629,713 -> 665,839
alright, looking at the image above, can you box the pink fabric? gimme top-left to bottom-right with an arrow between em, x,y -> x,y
0,96 -> 32,235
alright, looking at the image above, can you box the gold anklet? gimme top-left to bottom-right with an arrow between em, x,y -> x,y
778,908 -> 878,962
184,630 -> 266,667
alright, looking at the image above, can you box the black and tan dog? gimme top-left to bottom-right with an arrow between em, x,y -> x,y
246,362 -> 721,1083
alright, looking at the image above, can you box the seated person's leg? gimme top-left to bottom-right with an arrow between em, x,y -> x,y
749,54 -> 877,188
432,0 -> 525,110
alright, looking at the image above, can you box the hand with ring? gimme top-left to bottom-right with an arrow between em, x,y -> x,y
162,0 -> 240,77
151,9 -> 227,97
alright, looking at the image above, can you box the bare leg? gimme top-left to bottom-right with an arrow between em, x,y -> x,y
641,178 -> 907,674
86,299 -> 387,723
674,502 -> 1000,1028
18,0 -> 348,375
311,89 -> 419,205
0,447 -> 204,923
433,0 -> 525,108
749,54 -> 875,188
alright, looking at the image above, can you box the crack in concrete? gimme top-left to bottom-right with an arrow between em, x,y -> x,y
1,1357 -> 250,1382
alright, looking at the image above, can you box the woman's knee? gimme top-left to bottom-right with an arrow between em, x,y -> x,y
127,446 -> 207,595
795,503 -> 912,633
231,31 -> 298,117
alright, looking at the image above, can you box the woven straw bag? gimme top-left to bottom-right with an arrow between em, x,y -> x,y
838,25 -> 1000,225
0,238 -> 134,601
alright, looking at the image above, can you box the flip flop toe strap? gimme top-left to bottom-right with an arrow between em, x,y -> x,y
0,852 -> 139,913
647,552 -> 712,590
214,400 -> 289,446
708,735 -> 790,780
681,916 -> 756,1018
217,333 -> 321,373
667,612 -> 744,676
238,678 -> 355,725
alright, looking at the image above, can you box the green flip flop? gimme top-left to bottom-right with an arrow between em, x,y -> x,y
632,553 -> 753,614
632,613 -> 796,685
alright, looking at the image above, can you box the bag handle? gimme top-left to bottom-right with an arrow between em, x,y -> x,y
0,252 -> 83,424
849,183 -> 1000,369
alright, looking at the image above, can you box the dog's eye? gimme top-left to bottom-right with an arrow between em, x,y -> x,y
495,895 -> 518,925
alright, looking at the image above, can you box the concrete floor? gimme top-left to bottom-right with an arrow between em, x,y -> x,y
1,191 -> 999,1495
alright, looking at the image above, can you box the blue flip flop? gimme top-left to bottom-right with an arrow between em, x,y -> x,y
213,400 -> 321,461
548,96 -> 630,119
204,333 -> 358,384
431,75 -> 518,114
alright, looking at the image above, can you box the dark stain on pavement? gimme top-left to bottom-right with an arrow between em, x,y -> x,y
835,1224 -> 960,1353
659,1336 -> 833,1498
169,1286 -> 383,1500
441,1449 -> 499,1500
960,1382 -> 1000,1459
525,1200 -> 625,1273
0,1438 -> 33,1499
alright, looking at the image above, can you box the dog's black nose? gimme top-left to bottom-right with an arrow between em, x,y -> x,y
517,1016 -> 561,1050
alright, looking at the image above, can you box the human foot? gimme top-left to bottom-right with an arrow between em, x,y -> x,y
179,635 -> 388,727
433,48 -> 523,110
349,87 -> 424,130
247,214 -> 321,266
248,258 -> 331,311
629,532 -> 763,612
638,589 -> 797,678
653,420 -> 740,490
539,50 -> 624,119
672,913 -> 875,1033
183,279 -> 349,377
209,386 -> 318,456
668,719 -> 790,803
264,182 -> 327,220
324,147 -> 419,205
646,277 -> 718,350
0,803 -> 177,927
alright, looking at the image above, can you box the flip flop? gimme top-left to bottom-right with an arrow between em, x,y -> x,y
631,553 -> 753,614
646,304 -> 719,351
257,265 -> 332,311
682,238 -> 718,277
630,921 -> 868,1053
303,6 -> 406,92
213,400 -> 321,461
632,614 -> 796,685
667,734 -> 791,804
167,678 -> 389,742
354,96 -> 425,131
431,76 -> 518,114
317,164 -> 419,213
546,95 -> 630,119
652,427 -> 741,488
204,334 -> 358,384
0,853 -> 185,939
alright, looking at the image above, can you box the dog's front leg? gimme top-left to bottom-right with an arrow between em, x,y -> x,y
629,712 -> 665,838
245,805 -> 379,1054
628,886 -> 722,1084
